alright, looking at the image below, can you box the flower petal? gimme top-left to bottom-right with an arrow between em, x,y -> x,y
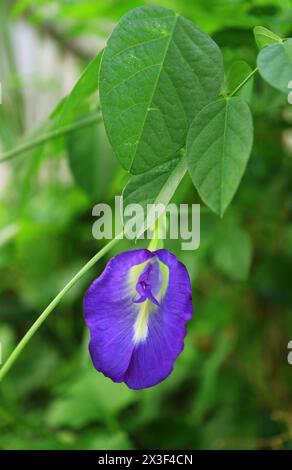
84,248 -> 193,389
84,249 -> 154,382
124,249 -> 193,389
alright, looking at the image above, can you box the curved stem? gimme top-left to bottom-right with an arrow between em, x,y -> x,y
147,217 -> 166,251
0,113 -> 102,164
0,233 -> 122,382
229,67 -> 258,97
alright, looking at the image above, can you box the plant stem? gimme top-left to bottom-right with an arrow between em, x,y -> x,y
0,113 -> 102,164
0,233 -> 122,382
229,67 -> 258,97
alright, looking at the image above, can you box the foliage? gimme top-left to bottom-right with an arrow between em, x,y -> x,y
0,0 -> 292,451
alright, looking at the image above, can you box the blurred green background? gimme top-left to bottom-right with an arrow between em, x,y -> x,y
1,0 -> 292,450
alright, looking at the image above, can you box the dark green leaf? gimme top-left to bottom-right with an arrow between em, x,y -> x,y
123,156 -> 186,235
186,97 -> 253,216
123,156 -> 186,209
100,5 -> 223,174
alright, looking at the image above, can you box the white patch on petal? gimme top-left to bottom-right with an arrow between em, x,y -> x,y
129,258 -> 170,345
156,259 -> 169,302
133,299 -> 153,344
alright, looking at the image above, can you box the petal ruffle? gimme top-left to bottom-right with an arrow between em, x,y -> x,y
124,249 -> 193,389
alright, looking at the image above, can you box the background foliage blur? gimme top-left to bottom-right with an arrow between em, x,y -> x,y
1,0 -> 292,450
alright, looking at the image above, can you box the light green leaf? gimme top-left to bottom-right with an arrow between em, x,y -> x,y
213,226 -> 252,281
100,5 -> 223,174
123,156 -> 186,236
253,26 -> 282,50
186,97 -> 253,216
223,60 -> 254,103
57,50 -> 103,124
257,39 -> 292,93
67,116 -> 117,200
188,333 -> 234,423
76,430 -> 133,451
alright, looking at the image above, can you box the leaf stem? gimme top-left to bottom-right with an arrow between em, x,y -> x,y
0,113 -> 102,164
229,67 -> 258,97
0,233 -> 122,382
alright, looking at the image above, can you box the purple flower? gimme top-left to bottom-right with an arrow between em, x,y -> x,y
84,249 -> 193,390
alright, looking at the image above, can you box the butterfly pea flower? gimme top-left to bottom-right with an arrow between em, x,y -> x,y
84,249 -> 193,390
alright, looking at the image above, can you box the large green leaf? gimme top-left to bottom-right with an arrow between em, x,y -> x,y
123,156 -> 186,236
186,97 -> 253,216
257,39 -> 292,93
253,26 -> 282,50
100,5 -> 223,174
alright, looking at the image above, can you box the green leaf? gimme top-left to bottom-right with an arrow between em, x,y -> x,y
67,116 -> 117,200
253,26 -> 282,50
100,5 -> 223,174
223,60 -> 254,102
123,156 -> 186,209
213,226 -> 252,281
188,333 -> 234,423
46,367 -> 135,430
75,430 -> 133,451
257,39 -> 292,93
186,97 -> 253,216
123,156 -> 186,235
57,50 -> 103,124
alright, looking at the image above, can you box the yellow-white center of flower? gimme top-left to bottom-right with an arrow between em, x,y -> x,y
129,257 -> 169,344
